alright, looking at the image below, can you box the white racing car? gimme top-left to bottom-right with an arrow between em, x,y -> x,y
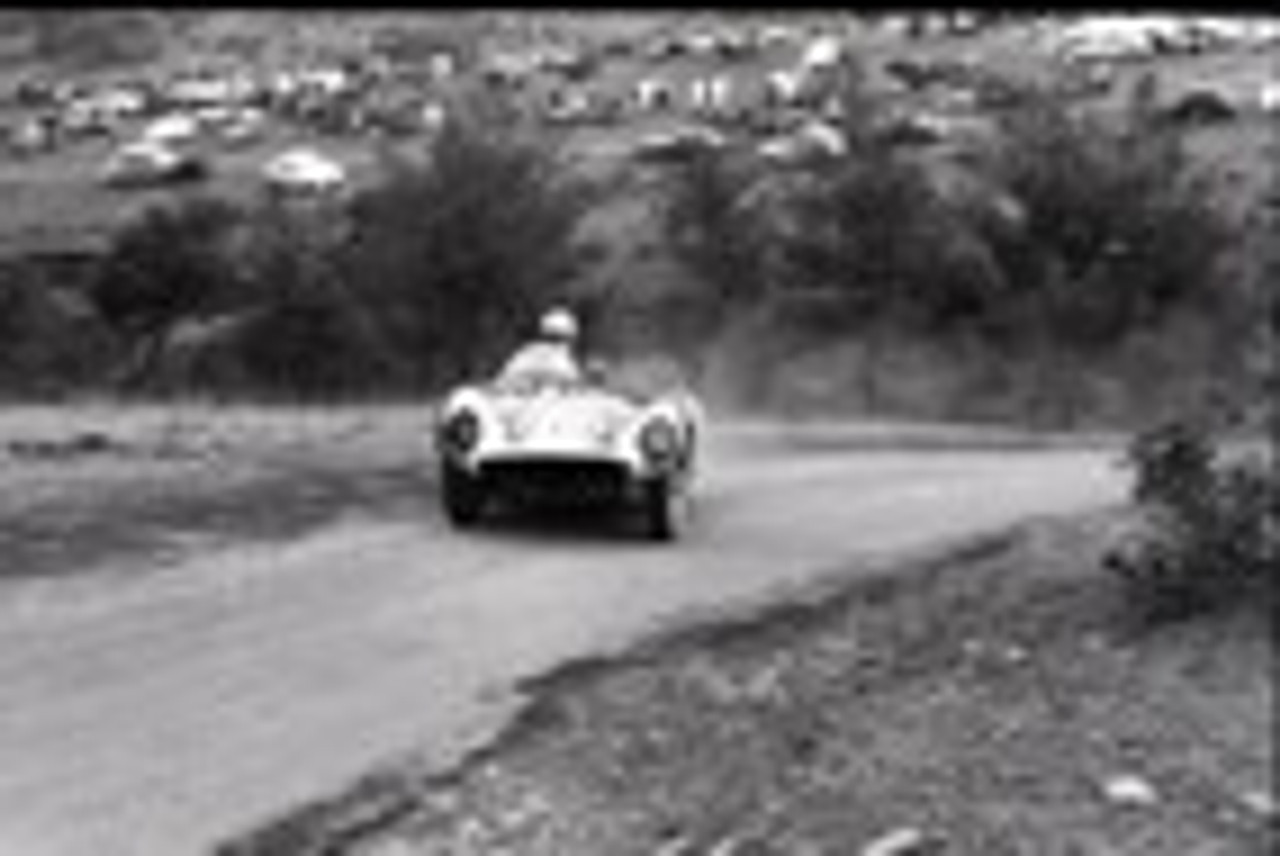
433,366 -> 702,540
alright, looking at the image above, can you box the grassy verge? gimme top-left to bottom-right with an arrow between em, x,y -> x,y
0,405 -> 435,579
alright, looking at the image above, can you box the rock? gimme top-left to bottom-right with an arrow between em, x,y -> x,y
960,638 -> 986,658
424,790 -> 460,816
455,816 -> 488,846
1101,774 -> 1159,807
743,664 -> 785,703
861,826 -> 940,856
1240,789 -> 1277,819
653,834 -> 695,856
1001,644 -> 1029,665
496,790 -> 551,830
1081,632 -> 1111,653
355,836 -> 421,856
707,835 -> 743,856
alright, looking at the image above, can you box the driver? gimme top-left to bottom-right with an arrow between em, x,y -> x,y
499,307 -> 584,385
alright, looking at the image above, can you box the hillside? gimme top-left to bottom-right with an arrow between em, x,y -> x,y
0,12 -> 1274,259
0,11 -> 1274,416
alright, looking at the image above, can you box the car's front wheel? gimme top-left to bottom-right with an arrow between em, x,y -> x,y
641,478 -> 689,542
442,464 -> 486,528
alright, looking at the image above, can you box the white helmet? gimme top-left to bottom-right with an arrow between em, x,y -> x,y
539,307 -> 579,341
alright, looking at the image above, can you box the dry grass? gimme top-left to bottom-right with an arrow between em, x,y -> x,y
0,404 -> 436,579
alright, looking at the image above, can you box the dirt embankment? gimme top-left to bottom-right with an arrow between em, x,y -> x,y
223,514 -> 1276,856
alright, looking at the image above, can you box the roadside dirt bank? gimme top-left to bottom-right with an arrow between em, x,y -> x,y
221,512 -> 1275,855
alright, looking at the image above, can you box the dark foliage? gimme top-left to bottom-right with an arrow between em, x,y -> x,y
91,196 -> 246,341
656,67 -> 1244,418
341,104 -> 589,389
983,97 -> 1235,355
78,94 -> 587,398
1105,420 -> 1277,623
658,147 -> 771,351
0,266 -> 114,397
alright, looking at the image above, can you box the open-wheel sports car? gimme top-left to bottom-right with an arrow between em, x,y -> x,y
433,365 -> 702,541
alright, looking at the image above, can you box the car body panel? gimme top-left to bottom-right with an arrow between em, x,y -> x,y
440,380 -> 697,478
434,373 -> 702,534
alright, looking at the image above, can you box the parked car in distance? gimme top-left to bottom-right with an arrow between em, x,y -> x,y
99,141 -> 210,189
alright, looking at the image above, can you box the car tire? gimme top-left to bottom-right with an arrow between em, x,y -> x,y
442,464 -> 486,528
642,478 -> 687,542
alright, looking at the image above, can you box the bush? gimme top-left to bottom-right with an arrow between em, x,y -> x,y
229,197 -> 396,398
662,75 -> 1248,421
90,196 -> 250,393
92,196 -> 247,341
778,153 -> 986,336
1105,419 -> 1277,623
0,269 -> 116,397
81,91 -> 587,400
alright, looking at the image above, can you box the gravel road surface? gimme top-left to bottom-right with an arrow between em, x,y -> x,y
0,427 -> 1126,856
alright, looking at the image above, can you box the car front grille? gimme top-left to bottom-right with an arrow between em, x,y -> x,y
479,459 -> 631,505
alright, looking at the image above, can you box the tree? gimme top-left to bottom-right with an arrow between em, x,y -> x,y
229,196 -> 398,398
93,197 -> 244,337
986,95 -> 1236,355
341,97 -> 589,389
659,147 -> 773,352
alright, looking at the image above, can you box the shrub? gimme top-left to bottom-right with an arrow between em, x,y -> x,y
0,270 -> 116,397
762,84 -> 1242,421
229,197 -> 398,398
777,153 -> 977,334
1105,419 -> 1277,623
89,196 -> 250,392
92,196 -> 247,341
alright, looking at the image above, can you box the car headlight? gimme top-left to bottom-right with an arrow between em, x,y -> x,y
638,417 -> 681,467
440,410 -> 481,457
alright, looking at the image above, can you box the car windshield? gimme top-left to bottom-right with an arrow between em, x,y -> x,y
490,358 -> 682,404
491,371 -> 588,396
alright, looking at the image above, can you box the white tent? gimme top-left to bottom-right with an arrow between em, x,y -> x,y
1046,15 -> 1207,61
1258,81 -> 1280,114
421,101 -> 447,133
1047,17 -> 1159,61
800,35 -> 844,69
141,113 -> 201,145
262,148 -> 347,192
797,120 -> 847,157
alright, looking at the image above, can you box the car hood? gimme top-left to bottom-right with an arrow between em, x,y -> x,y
484,386 -> 638,452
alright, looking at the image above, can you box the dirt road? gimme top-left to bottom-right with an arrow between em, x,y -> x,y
0,429 -> 1127,856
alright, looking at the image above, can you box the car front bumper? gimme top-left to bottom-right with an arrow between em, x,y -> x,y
481,456 -> 639,504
